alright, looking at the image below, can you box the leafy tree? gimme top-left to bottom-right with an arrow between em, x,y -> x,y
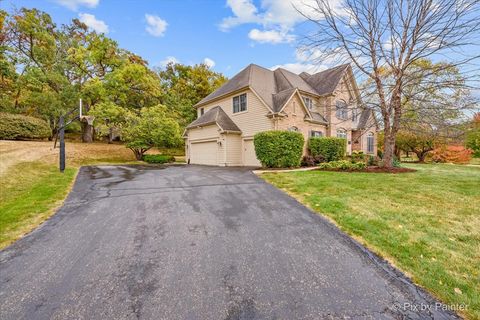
89,101 -> 130,143
122,105 -> 182,160
158,63 -> 227,125
395,130 -> 438,162
466,113 -> 480,157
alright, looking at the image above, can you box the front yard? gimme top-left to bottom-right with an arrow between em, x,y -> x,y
262,164 -> 479,319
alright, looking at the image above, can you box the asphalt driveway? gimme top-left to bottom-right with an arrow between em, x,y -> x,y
0,165 -> 457,319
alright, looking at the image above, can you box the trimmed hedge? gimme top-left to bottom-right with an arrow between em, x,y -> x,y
308,137 -> 346,162
142,154 -> 175,164
0,113 -> 51,140
254,131 -> 304,168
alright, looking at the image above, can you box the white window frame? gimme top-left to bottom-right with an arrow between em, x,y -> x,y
336,129 -> 347,139
352,108 -> 358,122
367,132 -> 375,154
288,126 -> 299,132
302,96 -> 313,110
336,100 -> 348,120
310,130 -> 323,137
233,93 -> 247,113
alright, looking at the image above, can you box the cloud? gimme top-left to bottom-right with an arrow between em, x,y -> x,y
219,0 -> 260,31
145,14 -> 168,37
203,58 -> 216,68
78,13 -> 109,34
248,29 -> 294,44
54,0 -> 99,10
159,56 -> 179,67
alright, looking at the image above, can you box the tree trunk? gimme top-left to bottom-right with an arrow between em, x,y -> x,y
382,131 -> 396,168
131,148 -> 144,160
108,127 -> 114,144
81,122 -> 94,143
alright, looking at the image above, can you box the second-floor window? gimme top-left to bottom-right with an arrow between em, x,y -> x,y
352,108 -> 358,122
302,96 -> 313,110
336,100 -> 348,120
233,93 -> 247,113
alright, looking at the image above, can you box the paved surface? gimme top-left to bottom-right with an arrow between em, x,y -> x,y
0,165 -> 457,319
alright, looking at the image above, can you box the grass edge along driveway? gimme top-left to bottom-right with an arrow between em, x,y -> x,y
261,164 -> 479,320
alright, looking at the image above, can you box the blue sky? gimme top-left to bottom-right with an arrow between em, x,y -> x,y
2,0 -> 325,77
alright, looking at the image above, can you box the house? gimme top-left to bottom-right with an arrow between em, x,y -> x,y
184,63 -> 377,166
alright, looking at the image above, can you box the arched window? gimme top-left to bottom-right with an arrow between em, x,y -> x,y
367,132 -> 375,154
288,126 -> 299,132
335,100 -> 348,120
336,129 -> 347,139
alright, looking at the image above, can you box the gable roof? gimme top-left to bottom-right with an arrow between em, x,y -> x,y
194,63 -> 353,111
186,106 -> 241,132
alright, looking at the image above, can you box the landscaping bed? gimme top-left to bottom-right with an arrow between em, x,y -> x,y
315,166 -> 416,173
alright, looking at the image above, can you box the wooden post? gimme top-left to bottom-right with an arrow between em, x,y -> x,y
59,115 -> 65,173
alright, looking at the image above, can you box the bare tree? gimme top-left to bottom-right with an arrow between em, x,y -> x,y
298,0 -> 480,167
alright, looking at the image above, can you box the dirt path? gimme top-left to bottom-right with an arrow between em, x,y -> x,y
0,141 -> 58,176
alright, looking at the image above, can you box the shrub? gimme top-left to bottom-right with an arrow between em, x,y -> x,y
254,131 -> 304,168
142,154 -> 175,164
308,137 -> 346,162
465,129 -> 480,158
0,112 -> 51,140
367,155 -> 377,166
431,145 -> 472,164
318,160 -> 366,171
350,151 -> 365,163
301,154 -> 325,167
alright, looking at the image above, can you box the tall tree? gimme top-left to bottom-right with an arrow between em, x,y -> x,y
299,0 -> 480,167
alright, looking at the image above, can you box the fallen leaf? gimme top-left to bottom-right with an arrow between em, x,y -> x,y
454,288 -> 462,295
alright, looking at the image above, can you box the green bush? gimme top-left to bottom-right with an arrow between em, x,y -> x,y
466,129 -> 480,157
142,154 -> 175,164
0,113 -> 51,140
308,137 -> 346,162
318,160 -> 366,171
254,131 -> 304,168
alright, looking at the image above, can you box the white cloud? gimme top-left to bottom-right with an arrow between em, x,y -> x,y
159,56 -> 180,67
203,58 -> 216,68
248,29 -> 294,44
78,13 -> 109,34
145,14 -> 168,37
270,62 -> 327,74
54,0 -> 99,10
219,0 -> 261,31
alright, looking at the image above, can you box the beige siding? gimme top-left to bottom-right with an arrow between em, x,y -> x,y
199,89 -> 273,138
225,134 -> 242,166
188,125 -> 221,141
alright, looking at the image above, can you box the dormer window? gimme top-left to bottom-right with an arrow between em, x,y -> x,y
336,100 -> 348,120
302,96 -> 313,110
233,93 -> 247,113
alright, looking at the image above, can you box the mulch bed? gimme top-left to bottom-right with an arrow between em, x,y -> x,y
316,166 -> 417,174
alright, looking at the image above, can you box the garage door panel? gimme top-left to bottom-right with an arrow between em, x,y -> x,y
190,141 -> 218,165
243,139 -> 261,167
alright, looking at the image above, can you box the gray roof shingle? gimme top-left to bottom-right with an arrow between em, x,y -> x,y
186,106 -> 241,132
300,64 -> 349,96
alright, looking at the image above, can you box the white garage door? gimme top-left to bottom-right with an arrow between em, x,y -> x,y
190,141 -> 218,165
243,139 -> 261,167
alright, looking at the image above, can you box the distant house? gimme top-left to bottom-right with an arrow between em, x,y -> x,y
184,63 -> 377,166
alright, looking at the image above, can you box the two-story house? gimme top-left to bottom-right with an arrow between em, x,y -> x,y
184,63 -> 377,166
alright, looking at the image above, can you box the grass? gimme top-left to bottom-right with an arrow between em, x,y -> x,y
0,140 -> 182,249
261,164 -> 480,319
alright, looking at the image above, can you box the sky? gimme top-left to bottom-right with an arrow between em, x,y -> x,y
2,0 -> 329,77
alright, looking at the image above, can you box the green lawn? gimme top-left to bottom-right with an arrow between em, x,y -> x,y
262,164 -> 480,320
0,162 -> 77,248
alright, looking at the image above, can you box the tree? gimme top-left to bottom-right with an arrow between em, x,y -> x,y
158,63 -> 227,126
89,101 -> 129,143
122,105 -> 182,160
299,0 -> 480,167
466,113 -> 480,157
395,130 -> 438,162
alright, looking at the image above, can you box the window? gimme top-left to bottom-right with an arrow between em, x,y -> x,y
310,130 -> 323,137
336,100 -> 348,120
352,108 -> 358,122
288,126 -> 299,132
367,132 -> 375,154
233,93 -> 247,113
336,129 -> 347,139
302,96 -> 313,110
200,108 -> 205,116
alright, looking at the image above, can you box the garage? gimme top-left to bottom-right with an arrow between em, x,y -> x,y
190,140 -> 218,165
243,139 -> 261,167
